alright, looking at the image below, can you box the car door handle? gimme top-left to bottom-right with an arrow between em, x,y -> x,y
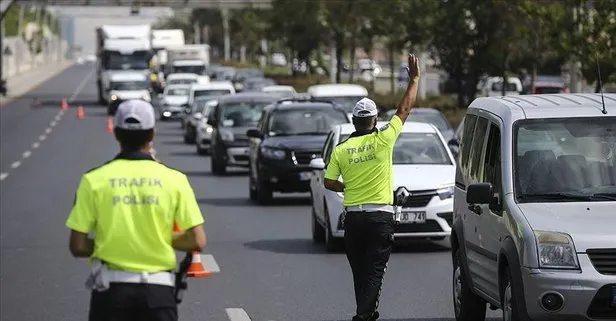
468,204 -> 482,215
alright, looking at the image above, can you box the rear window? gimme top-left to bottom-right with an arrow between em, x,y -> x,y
492,82 -> 518,92
194,89 -> 231,98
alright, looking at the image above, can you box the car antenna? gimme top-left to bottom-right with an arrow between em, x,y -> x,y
596,54 -> 607,115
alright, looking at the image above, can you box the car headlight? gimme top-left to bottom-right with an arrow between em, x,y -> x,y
219,129 -> 234,141
111,94 -> 118,101
260,146 -> 285,159
437,185 -> 454,200
535,231 -> 579,269
200,125 -> 213,133
162,111 -> 171,117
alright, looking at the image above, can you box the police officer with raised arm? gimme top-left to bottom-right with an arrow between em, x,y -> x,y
66,99 -> 207,321
323,54 -> 420,321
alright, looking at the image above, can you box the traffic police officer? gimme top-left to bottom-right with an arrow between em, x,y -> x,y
324,54 -> 420,321
66,99 -> 207,321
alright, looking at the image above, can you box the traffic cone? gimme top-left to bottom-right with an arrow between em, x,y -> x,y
61,98 -> 68,111
76,105 -> 85,119
106,117 -> 113,133
173,222 -> 211,278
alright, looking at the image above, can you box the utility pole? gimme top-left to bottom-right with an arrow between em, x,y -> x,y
193,22 -> 200,44
221,8 -> 230,61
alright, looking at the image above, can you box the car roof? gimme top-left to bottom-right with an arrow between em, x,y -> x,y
265,101 -> 345,112
167,73 -> 198,79
218,92 -> 283,104
336,121 -> 438,135
191,82 -> 234,90
469,93 -> 616,121
307,84 -> 368,97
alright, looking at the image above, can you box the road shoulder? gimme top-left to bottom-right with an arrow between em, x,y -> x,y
1,60 -> 75,107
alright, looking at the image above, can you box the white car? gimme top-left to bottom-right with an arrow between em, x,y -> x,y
187,81 -> 235,106
307,83 -> 368,120
309,121 -> 456,251
165,73 -> 209,86
261,85 -> 296,97
159,84 -> 190,121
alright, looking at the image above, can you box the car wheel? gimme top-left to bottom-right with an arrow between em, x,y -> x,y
453,248 -> 487,321
249,166 -> 258,201
502,267 -> 521,321
256,178 -> 273,205
324,206 -> 341,252
311,203 -> 325,243
211,153 -> 226,175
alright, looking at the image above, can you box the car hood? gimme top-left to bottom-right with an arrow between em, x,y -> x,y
262,135 -> 327,151
516,203 -> 616,251
392,164 -> 455,191
110,90 -> 148,100
163,96 -> 188,105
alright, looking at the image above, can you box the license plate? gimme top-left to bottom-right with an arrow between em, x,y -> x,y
299,172 -> 312,181
400,211 -> 426,224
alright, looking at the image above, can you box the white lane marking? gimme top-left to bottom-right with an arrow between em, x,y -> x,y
0,173 -> 8,181
225,308 -> 252,321
32,142 -> 40,149
39,135 -> 46,141
201,254 -> 221,273
10,161 -> 20,169
22,151 -> 31,159
50,120 -> 57,127
45,127 -> 52,134
69,68 -> 95,102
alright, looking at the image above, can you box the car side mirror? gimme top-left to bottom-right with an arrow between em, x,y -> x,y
193,112 -> 203,120
309,158 -> 325,170
246,129 -> 262,138
466,183 -> 495,205
448,138 -> 460,148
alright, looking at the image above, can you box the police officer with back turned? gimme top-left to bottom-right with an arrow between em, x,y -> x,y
66,99 -> 207,321
324,54 -> 420,321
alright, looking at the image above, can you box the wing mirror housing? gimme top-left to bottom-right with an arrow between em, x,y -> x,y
193,112 -> 203,120
448,138 -> 460,148
246,129 -> 262,138
309,157 -> 325,170
466,183 -> 495,204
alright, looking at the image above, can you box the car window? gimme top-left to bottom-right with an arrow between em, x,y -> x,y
459,114 -> 477,176
468,116 -> 490,183
410,112 -> 450,131
483,123 -> 502,210
268,109 -> 349,136
167,88 -> 189,96
515,117 -> 616,199
320,96 -> 365,113
219,102 -> 270,127
322,132 -> 335,165
194,89 -> 232,98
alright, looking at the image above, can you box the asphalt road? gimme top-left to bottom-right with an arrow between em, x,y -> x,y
0,65 -> 500,321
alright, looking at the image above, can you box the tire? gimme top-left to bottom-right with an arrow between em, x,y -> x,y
502,267 -> 521,321
184,126 -> 195,144
249,167 -> 258,201
196,145 -> 208,155
311,204 -> 325,243
211,153 -> 226,175
256,179 -> 273,205
452,249 -> 487,321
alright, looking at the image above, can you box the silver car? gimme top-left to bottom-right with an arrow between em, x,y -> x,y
452,93 -> 616,321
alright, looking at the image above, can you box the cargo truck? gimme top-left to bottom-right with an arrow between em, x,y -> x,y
165,45 -> 211,78
151,29 -> 185,92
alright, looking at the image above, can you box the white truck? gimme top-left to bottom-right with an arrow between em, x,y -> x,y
165,45 -> 211,78
151,29 -> 185,82
96,24 -> 152,105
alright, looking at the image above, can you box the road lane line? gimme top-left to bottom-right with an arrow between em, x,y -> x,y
225,308 -> 252,321
32,142 -> 40,149
45,127 -> 52,134
22,151 -> 31,159
69,67 -> 95,103
10,161 -> 20,169
50,120 -> 57,127
201,254 -> 221,273
0,173 -> 8,181
39,135 -> 46,141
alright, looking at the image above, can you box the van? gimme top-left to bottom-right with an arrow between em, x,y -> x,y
451,93 -> 616,321
307,84 -> 368,119
187,81 -> 235,107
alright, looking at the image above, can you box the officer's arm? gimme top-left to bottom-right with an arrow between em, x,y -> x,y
173,176 -> 207,252
66,176 -> 96,258
395,54 -> 421,123
324,148 -> 345,192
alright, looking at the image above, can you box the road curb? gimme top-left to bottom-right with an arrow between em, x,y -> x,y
1,61 -> 75,107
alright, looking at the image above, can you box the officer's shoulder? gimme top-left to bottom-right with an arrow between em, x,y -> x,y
83,159 -> 115,176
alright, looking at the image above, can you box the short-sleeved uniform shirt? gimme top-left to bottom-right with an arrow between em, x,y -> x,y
325,115 -> 403,207
66,152 -> 204,273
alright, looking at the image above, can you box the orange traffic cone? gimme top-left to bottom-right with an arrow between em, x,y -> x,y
106,117 -> 113,133
76,105 -> 85,119
61,98 -> 68,111
173,222 -> 211,278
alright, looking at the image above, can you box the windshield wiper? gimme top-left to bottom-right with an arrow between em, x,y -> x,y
590,193 -> 616,201
294,132 -> 327,136
521,192 -> 616,201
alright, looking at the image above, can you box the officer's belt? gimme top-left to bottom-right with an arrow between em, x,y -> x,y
105,270 -> 175,287
345,204 -> 394,213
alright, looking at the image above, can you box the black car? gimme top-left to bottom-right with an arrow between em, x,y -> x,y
207,92 -> 284,175
246,99 -> 350,204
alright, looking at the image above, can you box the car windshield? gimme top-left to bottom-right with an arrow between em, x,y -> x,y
168,79 -> 197,85
411,112 -> 450,131
104,51 -> 150,70
340,132 -> 452,165
170,65 -> 206,75
110,81 -> 147,91
192,101 -> 213,115
236,69 -> 263,79
194,89 -> 231,98
321,96 -> 365,113
268,109 -> 349,136
515,117 -> 616,201
166,88 -> 189,96
220,102 -> 270,127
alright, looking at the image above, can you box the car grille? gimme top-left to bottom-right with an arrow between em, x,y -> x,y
586,284 -> 616,319
394,190 -> 437,208
292,151 -> 320,165
395,220 -> 443,233
587,249 -> 616,275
